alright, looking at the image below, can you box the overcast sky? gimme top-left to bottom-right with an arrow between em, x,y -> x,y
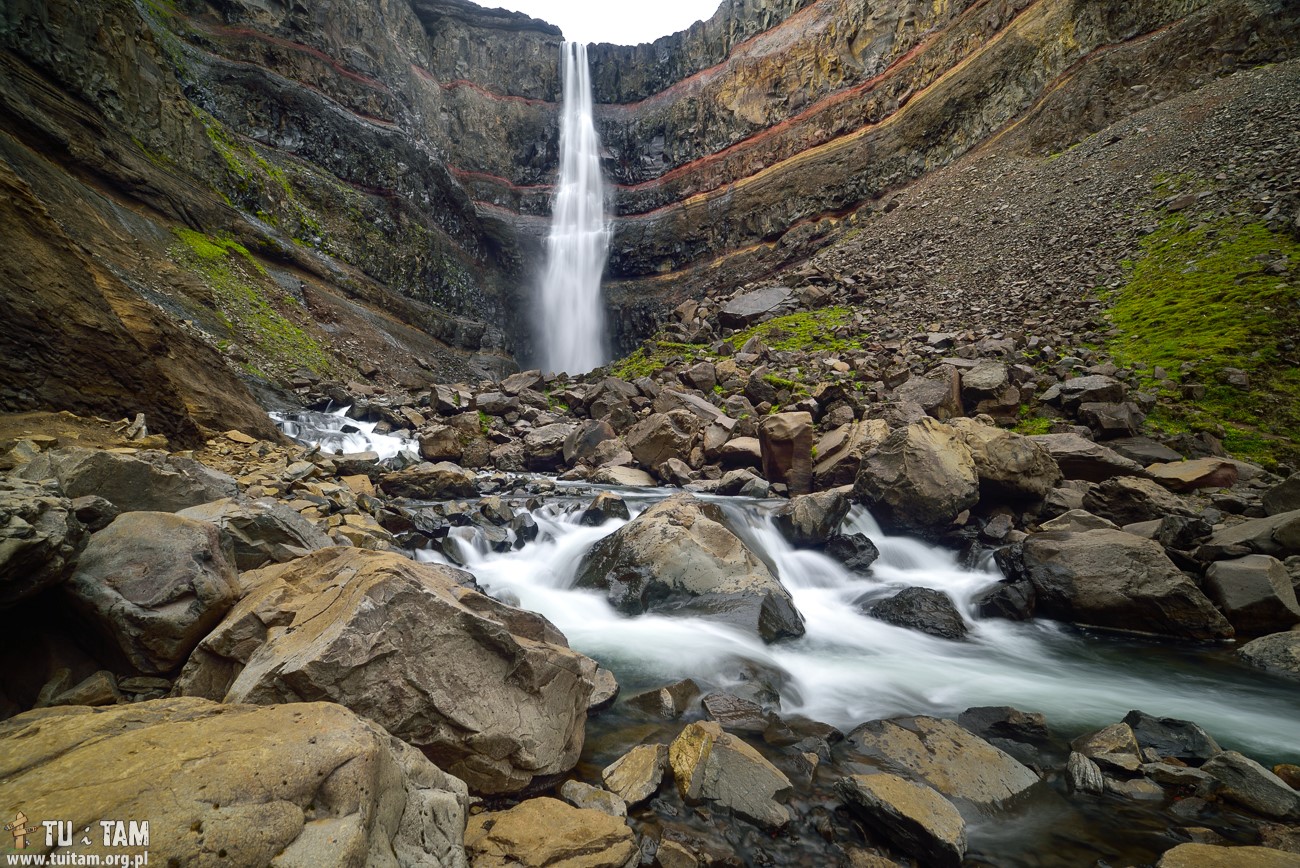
486,1 -> 721,46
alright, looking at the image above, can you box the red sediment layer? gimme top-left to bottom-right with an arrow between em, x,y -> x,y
200,24 -> 393,93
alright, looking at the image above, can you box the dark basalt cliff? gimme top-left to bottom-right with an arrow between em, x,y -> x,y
1,0 -> 1297,437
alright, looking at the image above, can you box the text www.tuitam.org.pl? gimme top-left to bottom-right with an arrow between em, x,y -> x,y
5,814 -> 148,867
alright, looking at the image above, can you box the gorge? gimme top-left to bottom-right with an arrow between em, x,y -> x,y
2,0 -> 1300,866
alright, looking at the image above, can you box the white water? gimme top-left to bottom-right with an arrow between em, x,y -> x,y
419,492 -> 1300,761
270,406 -> 416,460
536,41 -> 611,376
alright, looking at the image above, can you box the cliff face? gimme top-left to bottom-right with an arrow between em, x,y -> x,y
1,0 -> 1297,436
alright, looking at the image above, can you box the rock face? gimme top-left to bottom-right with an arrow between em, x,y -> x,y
465,798 -> 637,868
176,548 -> 597,795
177,497 -> 331,570
1003,530 -> 1233,641
65,512 -> 240,674
0,477 -> 86,607
854,419 -> 979,536
0,698 -> 469,867
669,720 -> 793,830
20,448 -> 238,513
836,773 -> 967,868
574,494 -> 804,642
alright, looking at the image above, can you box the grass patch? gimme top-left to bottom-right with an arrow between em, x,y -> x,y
1104,213 -> 1300,466
729,307 -> 864,353
609,341 -> 702,381
1014,415 -> 1054,436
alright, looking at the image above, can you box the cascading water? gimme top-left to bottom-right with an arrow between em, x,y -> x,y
536,41 -> 611,375
269,406 -> 416,460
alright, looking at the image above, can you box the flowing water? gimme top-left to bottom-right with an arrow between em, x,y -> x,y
269,406 -> 416,460
536,41 -> 611,375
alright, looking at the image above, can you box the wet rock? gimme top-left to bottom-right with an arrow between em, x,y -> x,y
1237,631 -> 1300,681
973,580 -> 1036,621
1082,476 -> 1192,525
719,287 -> 791,328
1201,751 -> 1300,820
1066,752 -> 1106,794
866,587 -> 968,641
836,773 -> 966,868
625,411 -> 699,471
0,477 -> 87,608
957,707 -> 1049,744
1204,555 -> 1300,636
814,420 -> 891,489
560,780 -> 628,818
466,797 -> 636,868
1122,710 -> 1222,765
702,692 -> 772,734
589,667 -> 620,713
626,678 -> 701,719
1142,762 -> 1218,792
66,512 -> 239,674
0,698 -> 467,867
825,533 -> 881,572
1040,510 -> 1118,533
949,418 -> 1061,503
602,744 -> 668,806
1149,458 -> 1240,492
1158,843 -> 1300,867
381,461 -> 478,500
844,716 -> 1039,805
854,419 -> 979,536
759,411 -> 814,495
773,489 -> 851,547
177,548 -> 596,795
177,497 -> 330,571
1209,510 -> 1300,558
574,494 -> 804,642
1028,434 -> 1148,482
669,720 -> 792,829
1009,529 -> 1232,641
20,448 -> 237,513
524,422 -> 579,471
1263,474 -> 1300,517
1071,723 -> 1142,773
582,492 -> 631,527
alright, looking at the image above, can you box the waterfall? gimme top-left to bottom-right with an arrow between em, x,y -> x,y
537,41 -> 611,375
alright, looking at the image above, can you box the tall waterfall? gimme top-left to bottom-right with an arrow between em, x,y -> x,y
537,41 -> 610,375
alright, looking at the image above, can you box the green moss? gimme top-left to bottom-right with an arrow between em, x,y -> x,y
1014,416 -> 1053,436
730,307 -> 864,353
609,342 -> 700,381
1104,213 -> 1300,466
170,228 -> 330,376
477,411 -> 491,435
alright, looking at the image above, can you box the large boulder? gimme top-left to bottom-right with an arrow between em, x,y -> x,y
836,774 -> 966,868
1201,751 -> 1300,820
842,716 -> 1039,805
1027,434 -> 1148,482
1148,458 -> 1240,492
949,418 -> 1061,502
1204,555 -> 1300,637
523,423 -> 579,471
1237,631 -> 1300,680
19,447 -> 237,512
1056,375 -> 1127,409
65,512 -> 240,674
1159,843 -> 1300,867
564,420 -> 618,466
0,477 -> 87,607
1208,511 -> 1300,558
759,412 -> 815,495
813,420 -> 891,489
602,744 -> 668,806
381,462 -> 478,500
773,489 -> 851,547
177,497 -> 331,570
1263,474 -> 1300,516
719,286 -> 791,328
176,548 -> 597,794
574,494 -> 804,642
465,798 -> 636,868
0,698 -> 468,867
1004,529 -> 1232,641
669,720 -> 792,829
854,419 -> 978,536
1082,476 -> 1192,525
895,367 -> 962,421
624,411 -> 699,472
866,587 -> 968,641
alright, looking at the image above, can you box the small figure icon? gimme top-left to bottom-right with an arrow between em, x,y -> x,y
4,811 -> 33,850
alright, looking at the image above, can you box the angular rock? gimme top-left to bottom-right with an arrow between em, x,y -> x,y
854,419 -> 978,536
50,670 -> 120,707
1158,843 -> 1300,868
960,360 -> 1010,403
626,678 -> 701,719
825,533 -> 881,573
589,667 -> 620,712
814,420 -> 891,489
574,494 -> 804,642
625,411 -> 699,472
773,489 -> 851,547
1082,476 -> 1191,525
949,418 -> 1061,503
1057,375 -> 1127,409
524,423 -> 579,471
0,698 -> 468,867
465,798 -> 636,868
590,465 -> 656,487
866,587 -> 968,641
1070,723 -> 1142,773
844,716 -> 1039,805
1209,511 -> 1300,558
1028,434 -> 1148,482
895,367 -> 962,421
1009,529 -> 1233,640
381,462 -> 478,500
176,548 -> 596,795
1121,710 -> 1222,765
1149,459 -> 1240,492
66,512 -> 239,674
681,361 -> 717,394
1263,474 -> 1300,517
419,425 -> 463,462
1237,631 -> 1300,681
69,494 -> 118,532
581,492 -> 631,527
1156,515 -> 1214,551
702,691 -> 772,734
501,370 -> 545,395
759,411 -> 814,496
715,468 -> 771,498
718,436 -> 762,467
20,447 -> 237,513
1066,751 -> 1105,794
1201,751 -> 1300,819
0,477 -> 87,607
836,773 -> 966,868
670,720 -> 792,829
1204,555 -> 1300,636
602,744 -> 668,806
177,497 -> 331,571
1040,510 -> 1118,533
474,391 -> 518,416
719,286 -> 791,328
1078,402 -> 1145,438
564,420 -> 618,466
1108,436 -> 1185,466
560,780 -> 628,818
957,707 -> 1049,744
973,580 -> 1035,621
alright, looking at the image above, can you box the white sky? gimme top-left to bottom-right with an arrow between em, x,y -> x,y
486,1 -> 722,46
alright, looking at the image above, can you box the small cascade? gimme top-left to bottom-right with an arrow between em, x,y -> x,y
270,406 -> 416,460
536,41 -> 611,375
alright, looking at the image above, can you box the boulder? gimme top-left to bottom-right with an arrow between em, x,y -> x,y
419,425 -> 463,462
19,447 -> 237,512
624,411 -> 699,471
956,707 -> 1049,744
176,548 -> 597,795
524,423 -> 579,471
718,436 -> 762,468
1077,402 -> 1145,438
65,512 -> 239,674
759,412 -> 814,496
581,493 -> 631,527
1082,476 -> 1192,525
0,477 -> 87,607
949,418 -> 1061,502
1204,555 -> 1300,636
854,419 -> 978,536
501,369 -> 545,395
1201,751 -> 1300,819
1108,436 -> 1185,466
825,533 -> 881,572
960,360 -> 1010,404
465,798 -> 637,868
1028,434 -> 1148,482
574,494 -> 804,642
590,466 -> 656,487
719,286 -> 791,328
626,678 -> 700,719
1148,458 -> 1240,492
895,367 -> 962,421
1006,529 -> 1232,641
602,744 -> 668,806
1237,631 -> 1300,680
716,468 -> 772,498
1066,751 -> 1106,794
702,692 -> 772,734
843,716 -> 1039,805
177,497 -> 331,571
866,587 -> 968,641
1121,710 -> 1222,765
381,462 -> 478,500
773,489 -> 851,547
564,420 -> 618,466
835,774 -> 966,868
1070,723 -> 1142,773
1263,474 -> 1300,516
559,781 -> 628,818
0,698 -> 468,867
1209,511 -> 1300,558
813,420 -> 891,489
474,391 -> 518,416
1057,375 -> 1127,409
669,720 -> 792,829
1039,510 -> 1117,533
1158,844 -> 1300,867
681,361 -> 717,394
973,580 -> 1036,621
654,389 -> 725,424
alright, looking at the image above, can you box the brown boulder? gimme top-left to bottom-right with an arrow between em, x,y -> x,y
759,412 -> 814,495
